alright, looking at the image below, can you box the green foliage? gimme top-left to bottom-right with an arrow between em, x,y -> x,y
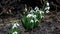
22,16 -> 39,30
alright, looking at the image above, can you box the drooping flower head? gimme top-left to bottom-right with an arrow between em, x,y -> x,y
46,2 -> 49,6
12,23 -> 19,29
12,31 -> 18,34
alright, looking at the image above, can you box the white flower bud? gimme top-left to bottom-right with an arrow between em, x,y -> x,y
47,2 -> 49,6
25,8 -> 27,11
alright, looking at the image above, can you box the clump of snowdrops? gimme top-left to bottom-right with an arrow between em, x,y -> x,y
22,1 -> 50,30
9,22 -> 21,34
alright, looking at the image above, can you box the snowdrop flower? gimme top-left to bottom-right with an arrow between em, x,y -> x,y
35,19 -> 38,22
39,10 -> 44,14
41,16 -> 44,18
26,14 -> 37,18
12,23 -> 19,29
36,9 -> 40,12
30,19 -> 34,23
46,10 -> 50,13
35,7 -> 40,12
47,2 -> 49,6
12,31 -> 18,34
24,4 -> 27,11
45,7 -> 50,10
32,15 -> 37,18
26,14 -> 33,17
16,23 -> 19,26
35,7 -> 39,10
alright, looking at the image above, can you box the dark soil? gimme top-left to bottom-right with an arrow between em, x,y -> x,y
0,11 -> 60,34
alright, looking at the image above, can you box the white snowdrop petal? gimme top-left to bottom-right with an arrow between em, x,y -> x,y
35,19 -> 38,22
30,20 -> 34,23
12,24 -> 17,29
45,7 -> 47,10
12,23 -> 19,29
39,10 -> 44,14
26,13 -> 37,18
45,7 -> 50,10
35,9 -> 40,12
47,7 -> 50,10
39,11 -> 42,14
46,10 -> 50,13
32,15 -> 36,18
30,10 -> 35,13
26,14 -> 33,17
12,25 -> 15,28
16,23 -> 19,26
35,7 -> 39,10
41,16 -> 44,18
13,31 -> 18,34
